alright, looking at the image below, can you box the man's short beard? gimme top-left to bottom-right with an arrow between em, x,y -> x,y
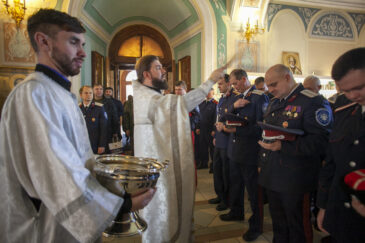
152,78 -> 168,90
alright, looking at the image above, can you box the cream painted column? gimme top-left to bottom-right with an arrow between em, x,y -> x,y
194,0 -> 216,80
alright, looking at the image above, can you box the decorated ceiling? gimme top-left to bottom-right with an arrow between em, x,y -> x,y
82,0 -> 199,39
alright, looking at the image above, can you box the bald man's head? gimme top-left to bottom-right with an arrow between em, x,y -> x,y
265,64 -> 296,99
303,75 -> 321,94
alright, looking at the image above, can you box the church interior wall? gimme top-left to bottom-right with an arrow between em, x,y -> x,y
226,1 -> 365,81
81,25 -> 107,88
1,0 -> 365,113
265,9 -> 307,73
174,33 -> 202,88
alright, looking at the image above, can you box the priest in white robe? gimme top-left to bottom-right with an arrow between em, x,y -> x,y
0,9 -> 155,243
133,55 -> 227,242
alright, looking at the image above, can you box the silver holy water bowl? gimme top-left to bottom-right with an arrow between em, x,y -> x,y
94,154 -> 168,237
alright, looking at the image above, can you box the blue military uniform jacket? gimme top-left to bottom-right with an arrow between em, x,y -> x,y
215,88 -> 240,149
258,84 -> 333,193
317,94 -> 365,241
227,86 -> 269,164
79,101 -> 108,154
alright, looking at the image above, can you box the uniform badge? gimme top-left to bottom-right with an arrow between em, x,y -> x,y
315,108 -> 330,126
282,121 -> 288,128
92,117 -> 96,122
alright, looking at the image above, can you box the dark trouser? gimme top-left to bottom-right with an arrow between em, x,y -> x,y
213,147 -> 230,205
266,190 -> 312,243
229,161 -> 261,231
199,130 -> 214,167
228,160 -> 244,216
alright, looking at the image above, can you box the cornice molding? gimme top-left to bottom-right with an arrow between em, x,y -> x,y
273,0 -> 365,11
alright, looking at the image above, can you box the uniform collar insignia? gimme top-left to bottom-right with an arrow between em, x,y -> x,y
334,102 -> 358,113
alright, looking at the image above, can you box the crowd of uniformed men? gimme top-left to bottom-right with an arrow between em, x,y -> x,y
79,84 -> 134,155
79,48 -> 365,243
204,48 -> 365,243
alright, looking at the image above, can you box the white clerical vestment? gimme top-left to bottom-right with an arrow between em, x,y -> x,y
133,79 -> 214,243
0,72 -> 124,243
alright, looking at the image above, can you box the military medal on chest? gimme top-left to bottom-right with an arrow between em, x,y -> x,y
284,105 -> 301,118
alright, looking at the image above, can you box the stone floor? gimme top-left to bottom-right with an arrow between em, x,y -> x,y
103,167 -> 328,243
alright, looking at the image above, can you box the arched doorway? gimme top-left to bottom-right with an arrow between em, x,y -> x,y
109,25 -> 174,102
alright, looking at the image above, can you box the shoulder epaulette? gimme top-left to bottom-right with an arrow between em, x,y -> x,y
233,90 -> 241,96
300,89 -> 318,98
94,102 -> 104,107
252,89 -> 265,95
334,102 -> 357,113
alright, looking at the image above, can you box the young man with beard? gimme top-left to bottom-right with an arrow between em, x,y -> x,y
0,9 -> 155,243
133,55 -> 229,243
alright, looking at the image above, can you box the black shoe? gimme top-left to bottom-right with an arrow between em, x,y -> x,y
209,168 -> 213,174
216,203 -> 228,211
197,164 -> 208,169
321,236 -> 332,243
208,197 -> 220,204
242,229 -> 262,241
219,211 -> 244,221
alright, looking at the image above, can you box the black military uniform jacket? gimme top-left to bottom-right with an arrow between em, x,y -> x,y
94,97 -> 120,142
79,101 -> 108,154
111,97 -> 124,118
227,86 -> 269,164
258,84 -> 333,193
198,98 -> 217,134
317,94 -> 365,241
189,106 -> 200,131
